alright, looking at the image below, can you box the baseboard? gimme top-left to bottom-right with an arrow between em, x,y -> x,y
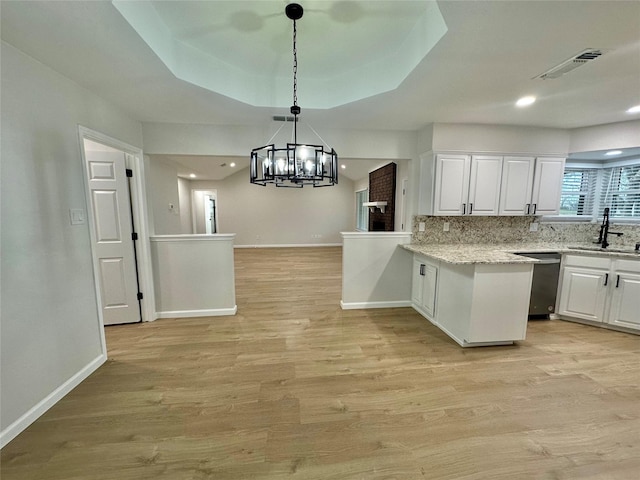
235,243 -> 342,249
155,306 -> 238,319
340,300 -> 412,310
0,353 -> 107,449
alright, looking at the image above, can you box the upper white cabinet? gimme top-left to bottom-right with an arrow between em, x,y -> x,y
530,157 -> 566,215
420,152 -> 565,216
499,156 -> 565,215
433,154 -> 503,216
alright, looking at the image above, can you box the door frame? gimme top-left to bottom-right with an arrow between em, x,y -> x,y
191,189 -> 220,234
78,126 -> 156,340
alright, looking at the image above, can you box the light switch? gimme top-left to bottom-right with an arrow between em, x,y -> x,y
69,209 -> 86,225
443,221 -> 450,232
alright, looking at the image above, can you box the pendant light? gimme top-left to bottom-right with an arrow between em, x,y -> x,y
250,3 -> 338,188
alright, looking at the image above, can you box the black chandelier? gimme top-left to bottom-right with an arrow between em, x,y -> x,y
250,3 -> 338,188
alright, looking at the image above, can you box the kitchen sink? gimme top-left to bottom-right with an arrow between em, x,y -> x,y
569,246 -> 640,254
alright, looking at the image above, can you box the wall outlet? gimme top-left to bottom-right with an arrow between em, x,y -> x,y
529,222 -> 539,232
418,222 -> 426,232
443,221 -> 450,232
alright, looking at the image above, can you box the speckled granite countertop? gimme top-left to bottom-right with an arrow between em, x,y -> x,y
402,243 -> 640,265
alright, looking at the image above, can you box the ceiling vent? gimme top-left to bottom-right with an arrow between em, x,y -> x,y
272,115 -> 297,122
534,48 -> 607,80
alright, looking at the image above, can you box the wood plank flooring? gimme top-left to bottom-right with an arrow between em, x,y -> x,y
2,246 -> 640,479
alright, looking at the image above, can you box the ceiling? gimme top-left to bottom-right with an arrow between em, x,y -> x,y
2,0 -> 640,179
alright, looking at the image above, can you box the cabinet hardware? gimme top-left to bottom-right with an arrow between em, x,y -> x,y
604,273 -> 609,286
526,203 -> 531,215
533,203 -> 537,214
462,203 -> 466,215
616,275 -> 620,288
469,203 -> 473,214
420,264 -> 425,276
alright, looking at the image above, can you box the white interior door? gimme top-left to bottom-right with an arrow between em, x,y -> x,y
84,140 -> 140,325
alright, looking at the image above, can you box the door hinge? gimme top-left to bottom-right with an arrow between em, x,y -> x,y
137,292 -> 144,300
132,232 -> 138,241
126,168 -> 133,178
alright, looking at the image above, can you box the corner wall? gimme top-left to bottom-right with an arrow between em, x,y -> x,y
0,41 -> 143,446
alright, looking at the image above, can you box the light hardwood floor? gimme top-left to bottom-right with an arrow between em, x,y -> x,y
2,247 -> 639,479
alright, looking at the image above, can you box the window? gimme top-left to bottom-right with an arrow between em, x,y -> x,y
560,168 -> 597,217
599,164 -> 640,219
556,160 -> 640,222
356,189 -> 369,231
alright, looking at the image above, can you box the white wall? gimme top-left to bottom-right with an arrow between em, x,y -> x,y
431,123 -> 571,155
569,120 -> 640,153
142,122 -> 418,160
190,168 -> 355,246
146,156 -> 182,234
0,42 -> 143,444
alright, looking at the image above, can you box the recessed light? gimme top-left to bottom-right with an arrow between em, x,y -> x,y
516,96 -> 536,107
189,173 -> 196,178
230,162 -> 236,167
341,164 -> 346,169
627,105 -> 640,114
605,150 -> 622,156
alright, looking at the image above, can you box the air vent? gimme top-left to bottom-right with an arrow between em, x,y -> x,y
272,115 -> 297,122
534,48 -> 607,80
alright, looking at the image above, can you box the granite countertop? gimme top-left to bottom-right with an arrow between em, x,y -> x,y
402,242 -> 640,265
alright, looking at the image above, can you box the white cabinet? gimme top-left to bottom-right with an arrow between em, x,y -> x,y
412,256 -> 438,320
608,263 -> 640,330
411,253 -> 533,347
499,156 -> 565,215
558,265 -> 609,322
558,255 -> 640,332
531,157 -> 565,215
433,154 -> 502,216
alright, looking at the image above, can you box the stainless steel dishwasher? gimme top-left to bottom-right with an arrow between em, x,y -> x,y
515,252 -> 562,319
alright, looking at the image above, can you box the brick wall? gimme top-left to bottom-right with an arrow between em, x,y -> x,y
368,163 -> 396,231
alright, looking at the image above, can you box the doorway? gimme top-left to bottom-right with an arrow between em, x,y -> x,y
78,127 -> 154,327
192,190 -> 220,234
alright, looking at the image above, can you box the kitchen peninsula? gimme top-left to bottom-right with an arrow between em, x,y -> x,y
341,232 -> 640,348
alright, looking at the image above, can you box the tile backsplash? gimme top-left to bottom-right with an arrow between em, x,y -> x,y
412,216 -> 640,247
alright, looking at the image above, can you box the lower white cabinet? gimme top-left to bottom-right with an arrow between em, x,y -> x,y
558,255 -> 640,332
411,254 -> 533,346
412,256 -> 438,319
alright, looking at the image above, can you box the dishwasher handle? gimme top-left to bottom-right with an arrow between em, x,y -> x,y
534,258 -> 561,265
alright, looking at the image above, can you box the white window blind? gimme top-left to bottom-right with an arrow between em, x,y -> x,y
560,168 -> 598,217
599,164 -> 640,219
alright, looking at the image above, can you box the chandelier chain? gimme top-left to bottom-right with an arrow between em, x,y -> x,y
292,19 -> 298,108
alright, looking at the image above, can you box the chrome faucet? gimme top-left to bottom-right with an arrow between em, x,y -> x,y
596,207 -> 623,249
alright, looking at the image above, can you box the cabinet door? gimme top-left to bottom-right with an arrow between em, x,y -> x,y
530,157 -> 565,215
608,271 -> 640,330
421,263 -> 438,319
468,155 -> 503,215
412,258 -> 424,306
499,156 -> 535,215
433,154 -> 470,216
558,266 -> 608,322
